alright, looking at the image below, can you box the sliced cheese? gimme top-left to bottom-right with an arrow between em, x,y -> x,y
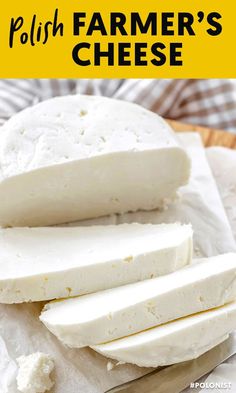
92,302 -> 236,367
0,95 -> 190,227
0,223 -> 192,303
40,253 -> 236,348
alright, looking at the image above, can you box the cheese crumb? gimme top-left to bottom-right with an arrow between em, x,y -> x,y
106,360 -> 125,371
116,361 -> 126,366
16,352 -> 54,393
106,361 -> 114,371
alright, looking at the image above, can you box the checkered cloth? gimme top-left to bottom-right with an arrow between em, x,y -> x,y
0,79 -> 236,132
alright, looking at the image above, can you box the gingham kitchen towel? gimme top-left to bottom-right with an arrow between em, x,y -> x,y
0,79 -> 236,132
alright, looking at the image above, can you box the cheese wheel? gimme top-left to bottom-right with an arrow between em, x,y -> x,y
0,95 -> 190,227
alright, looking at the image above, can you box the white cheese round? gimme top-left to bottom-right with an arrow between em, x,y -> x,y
0,95 -> 190,227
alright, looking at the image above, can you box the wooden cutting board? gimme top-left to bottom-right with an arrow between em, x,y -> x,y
166,119 -> 236,149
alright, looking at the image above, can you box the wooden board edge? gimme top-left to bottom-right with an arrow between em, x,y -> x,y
166,119 -> 236,149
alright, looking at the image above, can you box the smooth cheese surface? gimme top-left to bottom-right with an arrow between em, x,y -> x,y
92,302 -> 236,367
40,253 -> 236,347
0,95 -> 190,226
0,223 -> 192,303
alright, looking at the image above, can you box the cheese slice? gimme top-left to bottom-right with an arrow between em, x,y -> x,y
92,302 -> 236,367
0,95 -> 190,227
0,223 -> 192,303
40,253 -> 236,348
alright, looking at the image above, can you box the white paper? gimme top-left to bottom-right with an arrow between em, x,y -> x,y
199,364 -> 236,392
183,146 -> 236,393
0,133 -> 236,393
192,147 -> 236,393
207,147 -> 236,239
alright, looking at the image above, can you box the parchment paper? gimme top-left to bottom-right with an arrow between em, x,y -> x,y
190,146 -> 236,393
0,133 -> 235,393
207,147 -> 236,240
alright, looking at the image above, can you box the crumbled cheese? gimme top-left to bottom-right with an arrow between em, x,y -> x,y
106,361 -> 115,371
16,352 -> 54,393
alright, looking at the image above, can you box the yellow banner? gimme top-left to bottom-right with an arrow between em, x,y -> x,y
0,0 -> 235,77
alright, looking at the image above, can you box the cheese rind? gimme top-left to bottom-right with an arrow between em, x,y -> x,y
0,95 -> 190,227
0,223 -> 192,303
92,302 -> 236,367
16,352 -> 54,393
40,253 -> 236,347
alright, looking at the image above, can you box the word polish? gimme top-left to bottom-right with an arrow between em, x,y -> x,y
9,8 -> 64,48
